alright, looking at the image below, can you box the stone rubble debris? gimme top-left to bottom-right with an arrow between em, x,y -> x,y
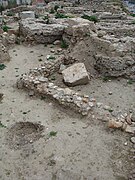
108,113 -> 135,134
17,76 -> 95,116
17,56 -> 94,115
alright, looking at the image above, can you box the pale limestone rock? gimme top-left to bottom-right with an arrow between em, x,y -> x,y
62,63 -> 89,86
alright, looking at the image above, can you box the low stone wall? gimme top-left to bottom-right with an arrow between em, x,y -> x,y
101,27 -> 135,38
98,22 -> 135,37
94,55 -> 135,78
19,18 -> 65,44
19,17 -> 96,44
17,76 -> 95,115
17,55 -> 94,115
58,7 -> 88,14
28,55 -> 66,77
5,6 -> 35,14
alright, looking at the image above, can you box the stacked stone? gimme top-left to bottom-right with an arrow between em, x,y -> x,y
5,5 -> 35,15
17,54 -> 94,115
57,7 -> 88,14
28,55 -> 66,77
19,18 -> 65,44
17,75 -> 95,115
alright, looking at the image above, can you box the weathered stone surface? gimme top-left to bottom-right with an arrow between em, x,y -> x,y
17,56 -> 94,116
131,137 -> 135,144
1,33 -> 16,47
19,18 -> 65,44
99,12 -> 127,20
62,63 -> 90,86
125,125 -> 135,134
108,119 -> 123,129
20,11 -> 35,19
95,55 -> 135,77
19,17 -> 96,44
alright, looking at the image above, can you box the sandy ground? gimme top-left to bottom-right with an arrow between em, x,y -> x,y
0,44 -> 134,180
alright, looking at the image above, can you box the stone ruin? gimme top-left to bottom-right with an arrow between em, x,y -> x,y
17,55 -> 95,116
0,0 -> 132,132
19,17 -> 95,44
16,2 -> 135,118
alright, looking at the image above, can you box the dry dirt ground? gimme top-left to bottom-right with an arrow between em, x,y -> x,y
0,44 -> 135,180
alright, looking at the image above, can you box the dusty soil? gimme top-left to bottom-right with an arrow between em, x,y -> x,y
0,44 -> 135,180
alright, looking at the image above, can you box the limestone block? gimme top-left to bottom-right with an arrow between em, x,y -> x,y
62,63 -> 90,86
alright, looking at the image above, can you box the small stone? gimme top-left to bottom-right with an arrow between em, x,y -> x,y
38,77 -> 48,82
48,83 -> 54,88
76,96 -> 82,101
104,105 -> 111,110
28,91 -> 34,96
131,137 -> 135,144
108,119 -> 123,129
82,98 -> 88,103
97,102 -> 102,108
97,30 -> 106,38
29,140 -> 33,143
59,64 -> 66,74
33,80 -> 40,84
131,113 -> 135,122
64,88 -> 73,95
122,122 -> 128,130
109,92 -> 112,95
125,114 -> 132,125
57,48 -> 62,53
53,40 -> 61,45
50,49 -> 55,53
124,142 -> 128,146
46,55 -> 51,60
88,102 -> 94,107
125,125 -> 135,133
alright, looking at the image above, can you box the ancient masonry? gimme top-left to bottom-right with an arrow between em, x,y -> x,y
17,56 -> 95,116
10,0 -> 134,133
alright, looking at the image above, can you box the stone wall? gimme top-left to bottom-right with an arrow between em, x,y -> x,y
94,55 -> 135,78
17,55 -> 94,116
19,18 -> 65,44
19,17 -> 96,44
5,6 -> 35,14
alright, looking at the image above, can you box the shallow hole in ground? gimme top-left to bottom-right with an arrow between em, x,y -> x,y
6,121 -> 44,150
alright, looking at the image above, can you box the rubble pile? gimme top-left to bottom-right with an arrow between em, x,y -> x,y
108,113 -> 135,134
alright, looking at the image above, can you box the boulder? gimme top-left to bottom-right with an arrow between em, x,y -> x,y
62,63 -> 89,86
